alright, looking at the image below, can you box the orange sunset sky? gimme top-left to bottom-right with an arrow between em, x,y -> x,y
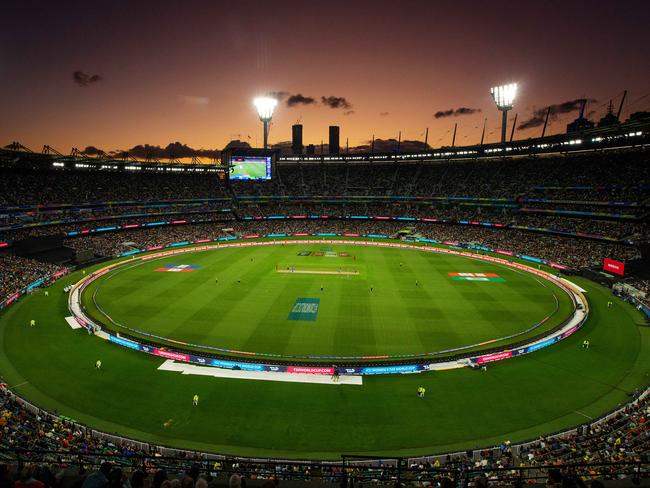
1,0 -> 649,155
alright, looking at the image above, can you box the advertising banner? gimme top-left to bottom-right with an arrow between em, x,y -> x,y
603,258 -> 625,276
287,366 -> 335,374
476,351 -> 513,364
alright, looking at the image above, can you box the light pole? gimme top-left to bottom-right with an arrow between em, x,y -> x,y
253,97 -> 278,149
490,83 -> 518,144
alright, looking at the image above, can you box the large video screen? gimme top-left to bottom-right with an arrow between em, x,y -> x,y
229,156 -> 272,180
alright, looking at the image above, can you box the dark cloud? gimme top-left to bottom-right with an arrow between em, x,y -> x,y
379,112 -> 390,116
286,93 -> 316,107
264,138 -> 434,156
518,98 -> 597,130
222,140 -> 251,151
321,96 -> 352,109
73,70 -> 102,87
81,145 -> 105,156
118,142 -> 222,160
434,109 -> 454,119
434,107 -> 481,119
398,140 -> 431,152
105,140 -> 274,159
351,138 -> 430,153
454,107 -> 481,116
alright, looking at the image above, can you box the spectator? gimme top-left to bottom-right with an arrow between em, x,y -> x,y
228,474 -> 241,488
81,464 -> 112,488
14,465 -> 44,488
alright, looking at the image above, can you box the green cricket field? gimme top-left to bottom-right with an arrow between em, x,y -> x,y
0,240 -> 648,460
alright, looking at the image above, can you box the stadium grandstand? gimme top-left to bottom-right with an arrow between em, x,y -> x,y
3,2 -> 650,486
1,118 -> 650,487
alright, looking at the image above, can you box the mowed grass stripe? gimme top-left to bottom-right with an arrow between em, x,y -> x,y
239,273 -> 309,355
154,249 -> 256,336
408,250 -> 508,345
377,249 -> 453,354
350,247 -> 387,354
203,245 -> 291,349
334,277 -> 378,356
95,251 -> 222,336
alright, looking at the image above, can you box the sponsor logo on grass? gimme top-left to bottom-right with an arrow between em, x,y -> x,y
297,251 -> 352,258
448,272 -> 505,282
154,264 -> 201,273
288,298 -> 320,321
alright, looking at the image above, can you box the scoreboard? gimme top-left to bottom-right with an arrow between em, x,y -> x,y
229,155 -> 272,180
221,148 -> 276,181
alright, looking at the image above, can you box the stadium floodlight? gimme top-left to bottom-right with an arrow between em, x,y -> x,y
490,83 -> 518,144
253,96 -> 278,149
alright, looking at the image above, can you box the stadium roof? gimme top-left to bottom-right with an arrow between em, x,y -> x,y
1,117 -> 648,172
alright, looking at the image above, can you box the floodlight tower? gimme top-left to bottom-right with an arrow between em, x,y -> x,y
253,96 -> 278,149
490,83 -> 518,143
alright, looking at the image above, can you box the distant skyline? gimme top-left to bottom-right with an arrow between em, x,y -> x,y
1,0 -> 649,155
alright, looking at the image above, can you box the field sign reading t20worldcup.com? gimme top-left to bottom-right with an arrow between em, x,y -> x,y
288,298 -> 321,321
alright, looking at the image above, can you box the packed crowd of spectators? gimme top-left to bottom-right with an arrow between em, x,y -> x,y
617,278 -> 650,311
57,220 -> 639,269
63,224 -> 245,259
0,386 -> 648,487
234,202 -> 513,221
1,200 -> 645,246
232,152 -> 649,201
518,202 -> 647,218
522,185 -> 649,202
510,215 -> 646,239
0,170 -> 228,207
517,392 -> 650,482
628,279 -> 650,297
0,256 -> 61,299
0,150 -> 647,254
0,203 -> 232,228
0,213 -> 236,244
2,152 -> 648,206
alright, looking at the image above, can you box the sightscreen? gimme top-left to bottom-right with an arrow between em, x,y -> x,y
229,156 -> 272,180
